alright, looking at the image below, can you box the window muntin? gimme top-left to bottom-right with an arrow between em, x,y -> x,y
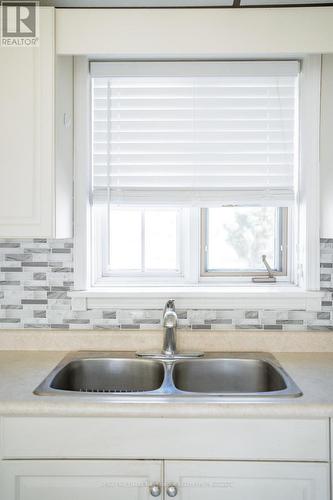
201,207 -> 288,277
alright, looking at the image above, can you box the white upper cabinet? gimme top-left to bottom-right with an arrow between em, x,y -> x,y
0,7 -> 73,238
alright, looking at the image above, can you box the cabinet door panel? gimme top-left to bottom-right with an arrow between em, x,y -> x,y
0,7 -> 55,237
0,48 -> 36,221
165,461 -> 329,500
0,460 -> 162,500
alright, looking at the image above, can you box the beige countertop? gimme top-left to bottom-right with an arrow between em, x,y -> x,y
1,349 -> 333,418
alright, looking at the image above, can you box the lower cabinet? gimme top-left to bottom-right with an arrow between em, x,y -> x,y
0,459 -> 329,500
165,461 -> 330,500
0,460 -> 162,500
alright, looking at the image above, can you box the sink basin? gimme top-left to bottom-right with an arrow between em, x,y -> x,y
34,351 -> 302,400
40,357 -> 164,394
172,359 -> 287,394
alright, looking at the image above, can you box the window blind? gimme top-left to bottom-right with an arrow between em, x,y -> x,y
91,61 -> 299,206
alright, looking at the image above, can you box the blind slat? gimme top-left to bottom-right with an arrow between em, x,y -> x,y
93,120 -> 294,132
94,131 -> 293,141
93,109 -> 295,121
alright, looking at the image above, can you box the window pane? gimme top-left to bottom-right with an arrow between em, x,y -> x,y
205,207 -> 281,272
145,210 -> 178,271
109,209 -> 141,270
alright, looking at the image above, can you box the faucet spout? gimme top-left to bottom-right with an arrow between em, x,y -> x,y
162,299 -> 177,356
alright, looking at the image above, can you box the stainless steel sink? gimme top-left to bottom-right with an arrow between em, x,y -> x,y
49,358 -> 164,394
172,358 -> 287,394
34,351 -> 302,401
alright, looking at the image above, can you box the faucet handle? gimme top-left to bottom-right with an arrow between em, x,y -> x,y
163,299 -> 176,317
165,299 -> 175,310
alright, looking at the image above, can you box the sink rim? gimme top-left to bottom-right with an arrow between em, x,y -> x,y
34,351 -> 302,401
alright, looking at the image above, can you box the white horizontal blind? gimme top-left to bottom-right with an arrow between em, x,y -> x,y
91,61 -> 299,206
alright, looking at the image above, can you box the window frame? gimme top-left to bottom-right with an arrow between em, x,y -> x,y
73,55 -> 321,306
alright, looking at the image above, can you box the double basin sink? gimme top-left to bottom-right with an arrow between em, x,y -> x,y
34,351 -> 302,401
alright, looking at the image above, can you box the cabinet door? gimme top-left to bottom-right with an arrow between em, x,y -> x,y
0,460 -> 162,500
0,7 -> 54,237
165,461 -> 329,500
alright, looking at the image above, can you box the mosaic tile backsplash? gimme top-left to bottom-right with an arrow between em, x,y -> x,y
0,238 -> 332,331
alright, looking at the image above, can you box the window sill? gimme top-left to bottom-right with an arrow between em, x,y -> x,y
69,286 -> 324,311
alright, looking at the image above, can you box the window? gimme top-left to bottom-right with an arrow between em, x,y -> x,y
108,208 -> 181,274
90,61 -> 299,286
201,207 -> 287,276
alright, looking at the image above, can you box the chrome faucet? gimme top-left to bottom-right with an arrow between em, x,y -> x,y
162,299 -> 177,356
136,299 -> 203,359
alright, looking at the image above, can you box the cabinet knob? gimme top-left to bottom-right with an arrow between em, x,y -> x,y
166,484 -> 178,497
150,483 -> 161,497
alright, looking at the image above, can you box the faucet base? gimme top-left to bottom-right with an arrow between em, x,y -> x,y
136,352 -> 204,359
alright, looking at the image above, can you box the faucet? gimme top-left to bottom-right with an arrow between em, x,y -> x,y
162,299 -> 178,356
136,299 -> 203,359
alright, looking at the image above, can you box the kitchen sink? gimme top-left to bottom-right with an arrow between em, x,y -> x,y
34,351 -> 302,400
